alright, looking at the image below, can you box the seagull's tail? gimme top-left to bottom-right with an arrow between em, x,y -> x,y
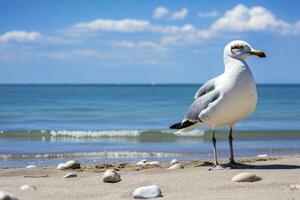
169,120 -> 201,133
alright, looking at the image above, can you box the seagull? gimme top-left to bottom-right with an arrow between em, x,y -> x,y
170,40 -> 266,170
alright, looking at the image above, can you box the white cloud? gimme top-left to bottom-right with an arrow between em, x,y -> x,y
112,40 -> 165,52
170,8 -> 188,20
2,3 -> 300,59
0,30 -> 75,45
153,7 -> 169,19
71,18 -> 196,35
210,4 -> 297,34
153,6 -> 188,20
0,31 -> 41,43
70,4 -> 300,46
162,4 -> 300,45
72,19 -> 151,33
112,40 -> 136,48
198,10 -> 219,18
36,49 -> 109,59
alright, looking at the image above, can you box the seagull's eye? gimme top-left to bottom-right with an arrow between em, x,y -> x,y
231,45 -> 243,50
231,45 -> 244,54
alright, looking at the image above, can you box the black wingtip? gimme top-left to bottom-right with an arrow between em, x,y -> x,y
169,122 -> 182,129
169,120 -> 197,130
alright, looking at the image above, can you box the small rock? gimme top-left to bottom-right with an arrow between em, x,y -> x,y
0,191 -> 18,200
257,154 -> 268,158
170,159 -> 179,165
290,184 -> 300,190
136,159 -> 148,166
102,169 -> 121,183
20,184 -> 36,191
64,172 -> 77,179
133,185 -> 162,199
231,172 -> 261,182
167,163 -> 183,169
25,165 -> 36,169
148,161 -> 160,165
57,160 -> 81,170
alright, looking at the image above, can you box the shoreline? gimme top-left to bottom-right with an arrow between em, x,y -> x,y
1,156 -> 300,199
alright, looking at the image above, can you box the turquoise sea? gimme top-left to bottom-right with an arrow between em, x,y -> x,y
0,84 -> 300,168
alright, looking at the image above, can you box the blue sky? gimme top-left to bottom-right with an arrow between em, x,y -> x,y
0,0 -> 300,83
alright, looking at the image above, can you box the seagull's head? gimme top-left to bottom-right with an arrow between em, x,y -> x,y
224,40 -> 266,60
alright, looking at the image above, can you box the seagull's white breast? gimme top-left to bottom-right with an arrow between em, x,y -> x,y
202,61 -> 257,128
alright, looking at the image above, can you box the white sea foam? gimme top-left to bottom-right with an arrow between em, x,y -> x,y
50,130 -> 142,137
0,151 -> 186,159
174,129 -> 205,136
0,129 -> 205,138
49,129 -> 193,138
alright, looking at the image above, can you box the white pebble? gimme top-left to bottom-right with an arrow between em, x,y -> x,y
257,154 -> 268,158
64,172 -> 77,179
133,185 -> 162,199
57,160 -> 81,170
20,184 -> 36,191
0,191 -> 18,200
231,172 -> 261,182
136,159 -> 148,166
148,161 -> 160,165
290,184 -> 300,190
25,165 -> 36,169
102,169 -> 121,183
167,163 -> 183,170
170,159 -> 179,165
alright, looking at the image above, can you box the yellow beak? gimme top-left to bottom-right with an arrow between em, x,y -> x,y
250,50 -> 266,58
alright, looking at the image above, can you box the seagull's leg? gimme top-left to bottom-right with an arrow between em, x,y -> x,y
209,130 -> 225,170
228,126 -> 242,168
229,126 -> 235,164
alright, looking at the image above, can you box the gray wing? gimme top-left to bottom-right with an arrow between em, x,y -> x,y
184,90 -> 220,122
194,78 -> 216,99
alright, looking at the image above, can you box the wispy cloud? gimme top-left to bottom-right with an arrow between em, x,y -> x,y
2,4 -> 300,61
153,6 -> 188,20
162,4 -> 300,45
198,10 -> 219,18
0,31 -> 41,43
153,7 -> 169,19
0,30 -> 75,45
70,18 -> 196,35
112,40 -> 136,48
72,19 -> 150,33
112,40 -> 163,50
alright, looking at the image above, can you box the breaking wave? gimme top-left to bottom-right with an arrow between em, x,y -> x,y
0,129 -> 205,138
0,151 -> 190,160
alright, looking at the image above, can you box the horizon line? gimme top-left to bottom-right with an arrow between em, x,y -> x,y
0,82 -> 300,86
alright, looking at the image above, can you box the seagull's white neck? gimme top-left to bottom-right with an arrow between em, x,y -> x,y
223,55 -> 249,74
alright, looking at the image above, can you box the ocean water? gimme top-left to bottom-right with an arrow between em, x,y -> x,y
0,84 -> 300,168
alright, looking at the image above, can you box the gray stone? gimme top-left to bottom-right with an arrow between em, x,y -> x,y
231,172 -> 261,182
133,185 -> 162,199
290,184 -> 300,190
64,172 -> 77,179
0,191 -> 18,200
102,169 -> 121,183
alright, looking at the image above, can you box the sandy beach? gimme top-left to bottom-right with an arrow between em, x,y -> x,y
1,156 -> 300,199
